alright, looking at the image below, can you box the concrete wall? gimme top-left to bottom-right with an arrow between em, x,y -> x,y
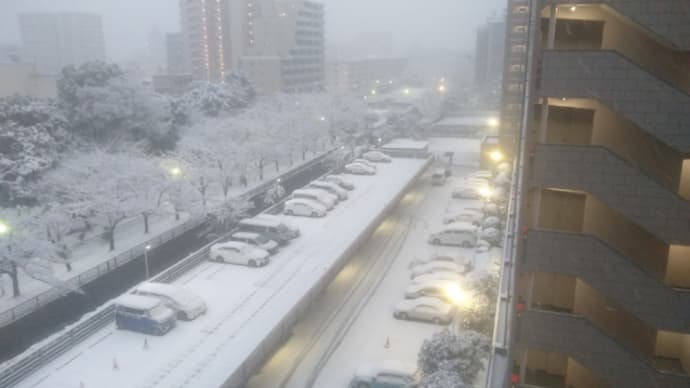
527,349 -> 568,375
573,279 -> 656,357
537,189 -> 585,232
666,245 -> 690,288
532,272 -> 576,311
565,358 -> 610,388
582,195 -> 668,278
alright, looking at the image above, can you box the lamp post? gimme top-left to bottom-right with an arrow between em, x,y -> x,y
0,221 -> 9,236
445,284 -> 471,335
144,245 -> 151,279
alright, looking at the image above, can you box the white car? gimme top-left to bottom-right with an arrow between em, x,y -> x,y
345,163 -> 376,175
362,151 -> 392,163
443,210 -> 484,225
230,231 -> 279,254
284,198 -> 327,217
452,185 -> 482,199
132,282 -> 207,321
353,159 -> 378,171
325,175 -> 355,190
475,239 -> 491,253
350,362 -> 419,388
393,297 -> 454,325
482,216 -> 501,229
411,261 -> 466,278
209,241 -> 270,267
428,223 -> 477,247
412,272 -> 464,286
480,227 -> 502,245
308,180 -> 348,200
462,177 -> 491,187
410,253 -> 468,267
470,170 -> 493,179
291,188 -> 337,209
404,280 -> 459,303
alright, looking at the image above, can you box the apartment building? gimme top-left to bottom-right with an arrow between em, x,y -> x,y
474,19 -> 506,89
493,1 -> 690,387
19,12 -> 105,75
180,0 -> 230,82
325,58 -> 409,94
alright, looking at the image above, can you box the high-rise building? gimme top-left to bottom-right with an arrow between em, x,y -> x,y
180,0 -> 230,82
166,33 -> 187,74
19,12 -> 105,75
474,19 -> 506,88
488,1 -> 690,387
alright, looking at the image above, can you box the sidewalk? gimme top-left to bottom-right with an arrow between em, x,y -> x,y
0,151 -> 328,324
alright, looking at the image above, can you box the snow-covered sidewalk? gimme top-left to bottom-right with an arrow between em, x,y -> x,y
0,152 -> 327,328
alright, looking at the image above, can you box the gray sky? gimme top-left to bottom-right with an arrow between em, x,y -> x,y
0,0 -> 505,61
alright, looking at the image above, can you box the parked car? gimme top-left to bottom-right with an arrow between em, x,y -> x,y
308,180 -> 348,200
353,158 -> 378,171
325,175 -> 355,190
411,261 -> 467,278
115,294 -> 176,335
470,170 -> 493,180
404,280 -> 460,304
475,239 -> 491,253
482,216 -> 501,229
291,188 -> 337,209
362,151 -> 392,163
443,210 -> 484,225
462,177 -> 491,187
410,253 -> 468,267
132,282 -> 207,321
428,223 -> 477,247
209,241 -> 270,267
284,198 -> 327,217
350,362 -> 419,388
393,296 -> 454,325
411,272 -> 464,286
230,231 -> 279,254
253,214 -> 300,238
238,218 -> 294,245
345,163 -> 376,175
480,227 -> 502,245
452,185 -> 482,199
431,169 -> 446,186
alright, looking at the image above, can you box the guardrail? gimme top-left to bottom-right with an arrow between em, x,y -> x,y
0,151 -> 333,388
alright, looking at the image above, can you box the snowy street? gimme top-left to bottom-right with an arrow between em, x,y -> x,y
247,138 -> 500,388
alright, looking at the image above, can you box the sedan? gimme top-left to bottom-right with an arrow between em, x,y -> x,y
308,180 -> 348,200
209,241 -> 270,267
362,151 -> 392,163
411,261 -> 466,279
452,186 -> 483,199
411,272 -> 464,286
353,159 -> 378,171
345,163 -> 376,175
393,296 -> 454,325
350,362 -> 419,388
325,175 -> 355,190
404,280 -> 460,304
443,210 -> 483,225
284,198 -> 327,217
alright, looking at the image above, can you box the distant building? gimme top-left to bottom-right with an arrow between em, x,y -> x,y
0,62 -> 57,98
166,33 -> 187,75
325,58 -> 409,94
152,74 -> 194,95
180,0 -> 230,82
19,12 -> 106,75
473,19 -> 505,88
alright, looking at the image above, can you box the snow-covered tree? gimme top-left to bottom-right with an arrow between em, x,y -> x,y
204,198 -> 254,240
418,330 -> 490,385
0,95 -> 71,205
263,182 -> 286,206
183,72 -> 255,117
420,368 -> 472,388
0,207 -> 81,297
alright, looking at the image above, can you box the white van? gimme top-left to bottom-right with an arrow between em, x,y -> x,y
132,282 -> 207,321
291,188 -> 337,209
284,198 -> 327,217
238,218 -> 297,244
428,223 -> 477,247
308,180 -> 348,200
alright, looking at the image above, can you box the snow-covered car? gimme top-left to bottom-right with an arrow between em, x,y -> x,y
308,180 -> 348,200
353,158 -> 378,171
115,294 -> 176,336
496,162 -> 512,173
291,188 -> 337,209
209,241 -> 270,267
350,361 -> 419,388
253,214 -> 300,238
443,210 -> 484,225
475,239 -> 491,253
411,272 -> 464,286
325,175 -> 355,190
404,280 -> 460,304
482,216 -> 501,229
480,227 -> 502,245
452,185 -> 482,199
345,163 -> 376,175
431,169 -> 447,186
362,151 -> 392,163
230,231 -> 279,254
393,296 -> 454,325
428,223 -> 477,247
410,253 -> 468,267
132,282 -> 207,321
411,261 -> 467,279
470,170 -> 493,180
494,171 -> 511,187
284,198 -> 327,217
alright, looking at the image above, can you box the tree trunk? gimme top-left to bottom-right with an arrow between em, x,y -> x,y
10,262 -> 20,297
274,160 -> 279,172
143,213 -> 150,234
259,162 -> 264,180
175,211 -> 180,221
302,149 -> 307,161
107,227 -> 115,251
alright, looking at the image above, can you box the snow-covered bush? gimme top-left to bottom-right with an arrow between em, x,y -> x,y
420,368 -> 472,388
263,182 -> 286,206
183,72 -> 256,117
418,329 -> 490,385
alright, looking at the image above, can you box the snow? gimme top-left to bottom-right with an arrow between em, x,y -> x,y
11,157 -> 429,388
116,294 -> 161,310
381,138 -> 430,151
434,115 -> 495,127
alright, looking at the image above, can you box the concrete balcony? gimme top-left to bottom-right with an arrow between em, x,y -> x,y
518,310 -> 690,387
532,144 -> 690,244
545,0 -> 690,50
525,229 -> 690,332
538,50 -> 690,152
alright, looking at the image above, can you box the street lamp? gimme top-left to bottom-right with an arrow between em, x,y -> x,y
478,186 -> 494,200
370,89 -> 377,96
319,116 -> 326,121
438,84 -> 446,93
403,88 -> 411,95
487,117 -> 500,128
170,167 -> 182,177
144,245 -> 151,279
0,221 -> 9,235
489,150 -> 504,163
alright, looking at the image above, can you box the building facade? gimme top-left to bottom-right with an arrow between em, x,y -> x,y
180,0 -> 230,82
325,58 -> 409,94
492,1 -> 690,387
19,12 -> 105,75
474,19 -> 506,89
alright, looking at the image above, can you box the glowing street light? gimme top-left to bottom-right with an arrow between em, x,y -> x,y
0,221 -> 9,235
170,167 -> 182,177
478,186 -> 494,200
487,118 -> 500,128
319,116 -> 327,121
370,89 -> 377,96
403,88 -> 411,95
438,84 -> 446,93
445,284 -> 471,307
144,245 -> 152,279
489,150 -> 504,163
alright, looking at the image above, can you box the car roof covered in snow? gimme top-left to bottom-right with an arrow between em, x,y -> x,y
117,294 -> 161,310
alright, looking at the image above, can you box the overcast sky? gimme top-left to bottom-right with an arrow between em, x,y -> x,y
0,0 -> 505,61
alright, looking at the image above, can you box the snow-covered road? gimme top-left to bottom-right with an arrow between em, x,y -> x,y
11,157 -> 429,388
